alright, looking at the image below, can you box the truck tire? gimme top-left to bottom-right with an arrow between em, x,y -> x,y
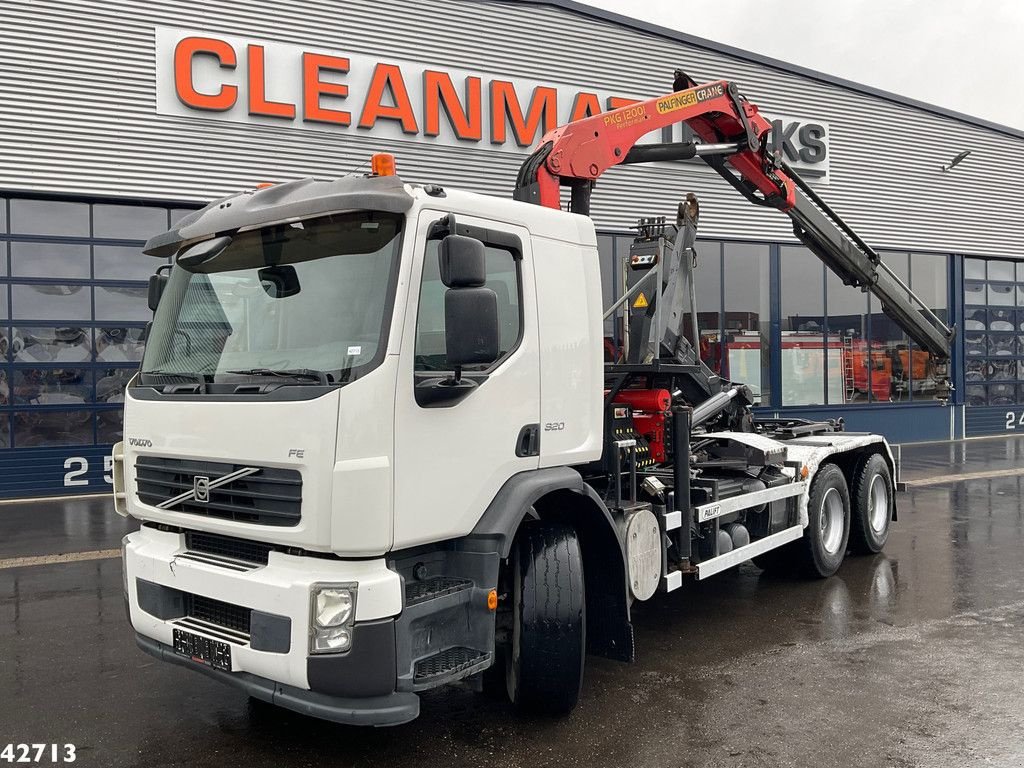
849,453 -> 893,554
797,463 -> 850,578
506,521 -> 586,715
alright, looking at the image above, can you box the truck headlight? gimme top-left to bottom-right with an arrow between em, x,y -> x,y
315,587 -> 354,627
312,626 -> 352,653
310,584 -> 356,654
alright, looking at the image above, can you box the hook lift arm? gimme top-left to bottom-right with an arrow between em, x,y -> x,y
514,71 -> 954,397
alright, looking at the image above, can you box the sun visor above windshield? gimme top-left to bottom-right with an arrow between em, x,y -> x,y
143,175 -> 414,259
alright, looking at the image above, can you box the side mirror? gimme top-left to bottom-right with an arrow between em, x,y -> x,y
147,273 -> 168,312
440,233 -> 484,287
440,235 -> 499,373
445,291 -> 499,370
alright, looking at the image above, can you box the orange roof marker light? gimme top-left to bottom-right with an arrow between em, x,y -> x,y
370,152 -> 397,177
255,182 -> 276,189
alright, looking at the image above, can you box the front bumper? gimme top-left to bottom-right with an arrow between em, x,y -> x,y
125,525 -> 412,725
136,634 -> 419,726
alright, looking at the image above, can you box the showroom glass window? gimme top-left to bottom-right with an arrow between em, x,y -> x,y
0,197 -> 196,450
964,257 -> 1023,407
778,246 -> 949,405
690,240 -> 724,375
867,252 -> 949,402
723,242 -> 770,404
780,245 -> 828,405
907,252 -> 949,399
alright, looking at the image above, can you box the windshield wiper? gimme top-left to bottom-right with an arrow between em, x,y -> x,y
142,370 -> 209,393
226,368 -> 335,385
143,370 -> 207,381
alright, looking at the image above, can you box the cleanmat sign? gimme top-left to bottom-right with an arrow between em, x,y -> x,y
154,26 -> 829,179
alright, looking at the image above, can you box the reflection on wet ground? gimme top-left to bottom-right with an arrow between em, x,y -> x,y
2,437 -> 1024,767
0,495 -> 136,560
897,433 -> 1024,480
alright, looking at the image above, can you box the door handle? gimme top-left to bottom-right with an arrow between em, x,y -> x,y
515,424 -> 540,457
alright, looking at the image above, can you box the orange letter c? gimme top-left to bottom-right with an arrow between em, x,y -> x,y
174,36 -> 238,111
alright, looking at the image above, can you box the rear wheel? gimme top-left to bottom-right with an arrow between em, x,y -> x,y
505,521 -> 585,715
797,463 -> 850,578
849,453 -> 894,554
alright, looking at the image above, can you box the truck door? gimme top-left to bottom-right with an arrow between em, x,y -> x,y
393,212 -> 540,550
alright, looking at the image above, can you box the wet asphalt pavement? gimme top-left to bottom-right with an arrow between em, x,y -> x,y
3,437 -> 1024,767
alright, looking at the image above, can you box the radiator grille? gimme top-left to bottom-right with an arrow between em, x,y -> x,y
186,594 -> 251,636
185,531 -> 272,566
135,457 -> 301,526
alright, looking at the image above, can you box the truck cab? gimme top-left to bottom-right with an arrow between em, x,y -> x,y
118,173 -> 614,725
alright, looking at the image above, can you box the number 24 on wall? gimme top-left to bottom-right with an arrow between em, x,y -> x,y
63,456 -> 114,488
1005,412 -> 1024,430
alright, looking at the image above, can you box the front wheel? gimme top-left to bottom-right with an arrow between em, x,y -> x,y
797,463 -> 850,578
849,453 -> 894,554
505,521 -> 586,715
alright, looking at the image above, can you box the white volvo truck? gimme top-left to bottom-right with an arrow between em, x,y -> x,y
116,72 -> 954,726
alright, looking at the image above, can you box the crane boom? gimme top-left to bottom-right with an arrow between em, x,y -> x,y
514,71 -> 954,395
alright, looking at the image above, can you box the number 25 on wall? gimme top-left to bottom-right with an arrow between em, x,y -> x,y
63,456 -> 115,488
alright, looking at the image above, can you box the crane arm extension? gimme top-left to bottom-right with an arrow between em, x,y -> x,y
705,148 -> 954,363
784,165 -> 953,362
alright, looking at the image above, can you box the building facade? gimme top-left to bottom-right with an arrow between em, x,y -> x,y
1,0 -> 1023,497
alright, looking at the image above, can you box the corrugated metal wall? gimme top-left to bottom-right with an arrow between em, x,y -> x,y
1,0 -> 1022,255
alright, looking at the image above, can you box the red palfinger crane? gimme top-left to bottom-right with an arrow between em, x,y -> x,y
515,70 -> 954,396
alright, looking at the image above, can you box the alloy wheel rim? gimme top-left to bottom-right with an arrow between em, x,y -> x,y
868,474 -> 890,534
819,487 -> 845,555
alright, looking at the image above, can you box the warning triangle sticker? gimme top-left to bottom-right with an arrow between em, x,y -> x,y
633,292 -> 649,309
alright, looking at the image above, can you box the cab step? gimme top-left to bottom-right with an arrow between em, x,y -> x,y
405,576 -> 473,607
413,646 -> 492,689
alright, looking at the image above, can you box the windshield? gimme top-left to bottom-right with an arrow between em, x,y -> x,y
141,211 -> 403,384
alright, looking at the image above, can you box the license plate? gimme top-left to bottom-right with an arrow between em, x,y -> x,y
173,628 -> 232,671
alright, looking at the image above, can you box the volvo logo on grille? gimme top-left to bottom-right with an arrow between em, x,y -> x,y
155,466 -> 260,510
193,476 -> 211,502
